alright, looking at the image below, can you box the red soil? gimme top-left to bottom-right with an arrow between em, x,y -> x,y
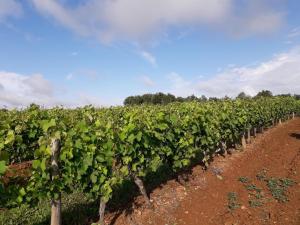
2,161 -> 32,185
108,118 -> 300,225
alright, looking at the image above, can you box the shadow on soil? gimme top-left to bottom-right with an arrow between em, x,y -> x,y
290,133 -> 300,140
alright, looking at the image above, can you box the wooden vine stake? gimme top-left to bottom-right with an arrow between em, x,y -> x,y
98,198 -> 106,225
132,174 -> 152,207
279,118 -> 282,125
241,133 -> 247,150
246,128 -> 251,144
253,127 -> 257,138
51,139 -> 61,225
292,112 -> 295,119
221,141 -> 227,155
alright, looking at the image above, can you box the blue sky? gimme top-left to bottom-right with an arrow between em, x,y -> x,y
0,0 -> 300,107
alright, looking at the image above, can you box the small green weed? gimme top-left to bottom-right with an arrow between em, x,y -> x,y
227,192 -> 241,210
256,169 -> 268,181
238,176 -> 250,183
249,200 -> 263,207
245,184 -> 262,193
255,192 -> 263,199
237,172 -> 297,208
245,183 -> 264,207
267,178 -> 296,203
280,178 -> 297,188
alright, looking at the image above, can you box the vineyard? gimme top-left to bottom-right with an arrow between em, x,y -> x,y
0,97 -> 300,225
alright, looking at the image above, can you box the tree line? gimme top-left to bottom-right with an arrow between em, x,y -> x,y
124,90 -> 300,105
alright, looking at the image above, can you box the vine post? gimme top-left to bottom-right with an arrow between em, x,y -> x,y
98,198 -> 107,225
292,112 -> 295,119
253,127 -> 257,137
246,128 -> 251,144
132,174 -> 152,206
220,141 -> 227,155
50,139 -> 61,225
241,133 -> 247,150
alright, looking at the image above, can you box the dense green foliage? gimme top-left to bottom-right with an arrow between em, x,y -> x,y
0,97 -> 300,219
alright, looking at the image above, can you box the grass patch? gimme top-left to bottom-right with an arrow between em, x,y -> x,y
245,184 -> 262,193
256,169 -> 268,181
244,183 -> 264,207
280,178 -> 297,188
267,178 -> 296,203
234,172 -> 297,211
254,192 -> 263,199
227,192 -> 241,211
249,200 -> 263,208
238,176 -> 250,183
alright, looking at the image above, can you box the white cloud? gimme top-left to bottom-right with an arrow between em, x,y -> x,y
227,1 -> 284,37
140,75 -> 155,87
0,0 -> 22,21
167,46 -> 300,97
0,71 -> 106,108
139,51 -> 157,67
76,93 -> 104,107
0,71 -> 60,108
167,72 -> 194,96
30,0 -> 285,43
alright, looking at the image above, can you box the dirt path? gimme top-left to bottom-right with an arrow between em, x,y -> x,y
108,118 -> 300,225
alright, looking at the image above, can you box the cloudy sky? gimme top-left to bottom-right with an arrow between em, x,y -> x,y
0,0 -> 300,107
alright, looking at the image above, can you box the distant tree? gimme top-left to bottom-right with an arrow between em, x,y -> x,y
124,91 -> 298,105
0,108 -> 8,112
143,94 -> 153,104
200,95 -> 208,102
124,93 -> 178,105
176,97 -> 185,102
236,92 -> 251,99
208,97 -> 219,101
221,95 -> 231,100
166,94 -> 176,103
28,103 -> 40,110
124,93 -> 218,105
277,93 -> 291,97
186,94 -> 198,101
255,90 -> 273,98
294,94 -> 300,100
124,96 -> 135,105
151,92 -> 164,104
